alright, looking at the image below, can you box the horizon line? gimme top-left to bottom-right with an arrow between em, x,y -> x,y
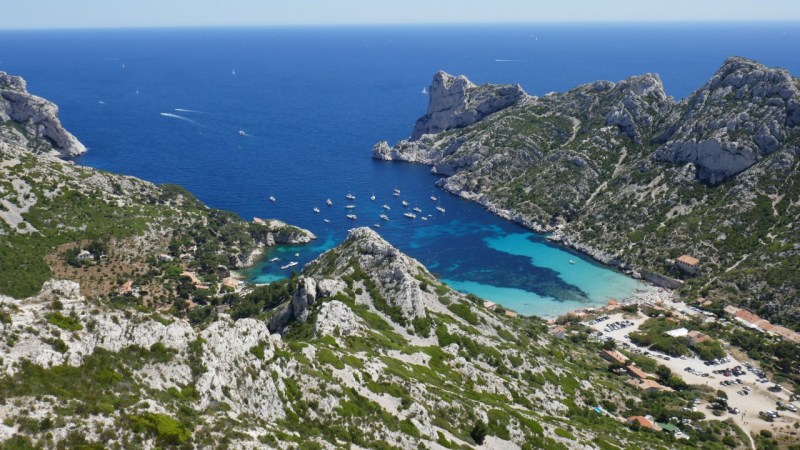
2,19 -> 800,32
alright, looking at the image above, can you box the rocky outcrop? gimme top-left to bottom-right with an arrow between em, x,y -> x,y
314,300 -> 362,337
655,56 -> 800,184
305,227 -> 435,320
0,71 -> 86,158
410,71 -> 525,140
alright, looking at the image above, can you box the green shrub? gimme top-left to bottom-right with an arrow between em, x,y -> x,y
130,413 -> 191,445
448,303 -> 479,325
45,312 -> 82,331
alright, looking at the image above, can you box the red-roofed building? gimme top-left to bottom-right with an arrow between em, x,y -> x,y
626,365 -> 650,380
687,330 -> 711,346
599,350 -> 629,365
550,326 -> 567,339
627,416 -> 662,431
675,255 -> 700,274
734,309 -> 760,324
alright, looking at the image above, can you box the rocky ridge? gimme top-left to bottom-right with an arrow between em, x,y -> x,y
0,228 -> 747,449
374,56 -> 800,325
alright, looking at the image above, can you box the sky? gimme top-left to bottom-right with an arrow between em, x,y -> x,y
1,0 -> 800,29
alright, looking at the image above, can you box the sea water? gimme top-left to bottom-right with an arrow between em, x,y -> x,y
1,24 -> 797,317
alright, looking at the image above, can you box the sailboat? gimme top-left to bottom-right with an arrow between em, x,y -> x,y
345,193 -> 356,200
421,87 -> 428,95
269,195 -> 276,203
370,194 -> 376,201
379,213 -> 389,221
232,69 -> 236,76
393,188 -> 401,196
313,207 -> 320,213
436,206 -> 446,213
346,213 -> 357,220
326,199 -> 333,206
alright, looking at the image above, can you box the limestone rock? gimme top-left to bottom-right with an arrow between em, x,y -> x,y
314,300 -> 362,337
0,72 -> 86,158
411,71 -> 525,140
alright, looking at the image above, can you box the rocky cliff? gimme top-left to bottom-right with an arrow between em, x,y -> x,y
0,72 -> 86,158
375,57 -> 800,326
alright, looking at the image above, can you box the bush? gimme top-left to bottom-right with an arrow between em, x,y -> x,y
130,413 -> 191,445
470,420 -> 488,445
448,303 -> 479,325
45,312 -> 83,331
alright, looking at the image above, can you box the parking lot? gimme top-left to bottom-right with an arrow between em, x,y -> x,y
586,312 -> 800,436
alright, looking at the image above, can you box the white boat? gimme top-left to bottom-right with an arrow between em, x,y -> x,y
313,207 -> 320,213
238,129 -> 247,136
382,204 -> 391,210
370,194 -> 376,201
393,188 -> 401,196
379,213 -> 389,221
269,195 -> 276,202
269,257 -> 280,262
346,193 -> 356,200
421,87 -> 427,94
345,204 -> 356,209
232,69 -> 236,75
373,224 -> 381,228
430,195 -> 438,201
569,260 -> 576,265
323,218 -> 330,223
294,253 -> 300,257
403,212 -> 416,219
280,261 -> 298,270
412,207 -> 422,213
326,198 -> 333,206
436,206 -> 446,213
401,200 -> 409,207
346,213 -> 357,220
421,216 -> 428,221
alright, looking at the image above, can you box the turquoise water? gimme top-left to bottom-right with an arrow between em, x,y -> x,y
1,25 -> 795,317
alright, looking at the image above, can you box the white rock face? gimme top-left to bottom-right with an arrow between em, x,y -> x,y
314,300 -> 362,337
410,71 -> 525,140
197,317 -> 285,420
655,56 -> 800,184
0,72 -> 86,158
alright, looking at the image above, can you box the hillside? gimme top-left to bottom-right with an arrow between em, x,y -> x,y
0,70 -> 770,449
0,227 -> 754,449
374,57 -> 800,327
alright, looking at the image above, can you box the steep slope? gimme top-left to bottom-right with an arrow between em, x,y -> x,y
374,57 -> 800,326
0,228 -> 751,449
0,71 -> 86,158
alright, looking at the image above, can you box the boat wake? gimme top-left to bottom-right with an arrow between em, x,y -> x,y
160,112 -> 200,125
174,108 -> 205,114
494,59 -> 524,63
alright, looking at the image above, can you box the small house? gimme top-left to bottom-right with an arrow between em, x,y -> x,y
157,253 -> 174,262
599,350 -> 629,365
550,326 -> 567,339
687,330 -> 711,346
675,255 -> 699,274
626,365 -> 650,380
77,250 -> 94,261
627,416 -> 661,431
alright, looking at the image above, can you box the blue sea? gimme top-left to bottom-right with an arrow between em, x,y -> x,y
2,23 -> 798,318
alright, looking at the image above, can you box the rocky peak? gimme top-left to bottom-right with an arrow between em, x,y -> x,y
604,73 -> 672,142
410,71 -> 525,140
0,71 -> 86,158
655,56 -> 800,185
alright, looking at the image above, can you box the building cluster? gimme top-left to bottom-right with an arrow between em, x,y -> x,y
723,305 -> 800,344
